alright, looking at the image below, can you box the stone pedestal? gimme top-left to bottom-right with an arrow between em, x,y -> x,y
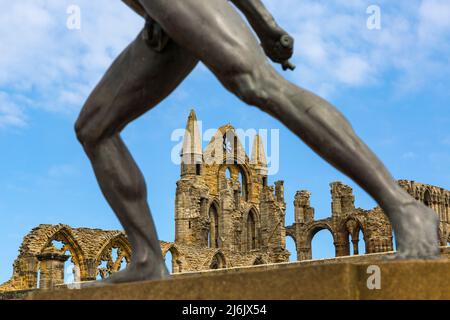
36,247 -> 69,290
28,260 -> 450,300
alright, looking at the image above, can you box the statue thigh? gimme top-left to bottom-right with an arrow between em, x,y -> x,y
76,26 -> 198,139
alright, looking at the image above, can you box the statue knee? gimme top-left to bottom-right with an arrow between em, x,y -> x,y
75,119 -> 93,147
75,114 -> 104,149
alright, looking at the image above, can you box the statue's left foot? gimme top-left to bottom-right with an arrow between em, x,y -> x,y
388,201 -> 441,260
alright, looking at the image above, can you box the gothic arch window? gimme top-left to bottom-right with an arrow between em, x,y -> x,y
446,202 -> 449,222
208,204 -> 220,248
239,168 -> 248,201
262,176 -> 268,187
164,246 -> 182,274
96,238 -> 131,280
225,167 -> 232,179
345,219 -> 366,256
37,230 -> 84,288
37,239 -> 77,289
308,225 -> 335,260
247,209 -> 258,250
223,132 -> 232,153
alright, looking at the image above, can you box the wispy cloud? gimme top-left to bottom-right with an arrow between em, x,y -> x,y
402,151 -> 417,160
0,0 -> 449,129
266,0 -> 450,96
0,0 -> 142,127
0,92 -> 26,129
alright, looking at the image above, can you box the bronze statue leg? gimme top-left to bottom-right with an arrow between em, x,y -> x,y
75,27 -> 199,284
139,0 -> 439,259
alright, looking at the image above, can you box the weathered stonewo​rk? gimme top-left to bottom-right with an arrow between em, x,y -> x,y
74,0 -> 440,285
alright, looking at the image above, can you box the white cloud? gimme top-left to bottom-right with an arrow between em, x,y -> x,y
419,0 -> 450,33
265,0 -> 450,96
0,0 -> 449,129
0,92 -> 26,129
334,56 -> 372,86
0,0 -> 142,126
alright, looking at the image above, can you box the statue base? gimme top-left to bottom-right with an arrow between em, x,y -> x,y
28,260 -> 450,300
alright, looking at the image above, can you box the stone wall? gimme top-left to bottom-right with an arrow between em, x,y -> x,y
287,180 -> 450,261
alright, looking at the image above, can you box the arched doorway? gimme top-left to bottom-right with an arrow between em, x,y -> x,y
309,227 -> 335,260
286,235 -> 297,261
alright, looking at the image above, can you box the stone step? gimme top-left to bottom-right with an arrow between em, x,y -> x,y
28,260 -> 450,300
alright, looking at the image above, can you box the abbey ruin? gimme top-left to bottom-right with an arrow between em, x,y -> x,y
1,110 -> 449,293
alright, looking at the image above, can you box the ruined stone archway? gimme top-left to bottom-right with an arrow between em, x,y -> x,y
42,227 -> 85,272
296,221 -> 336,261
162,244 -> 185,273
342,217 -> 367,256
95,234 -> 131,280
2,224 -> 87,290
37,227 -> 89,288
285,233 -> 297,261
209,251 -> 227,269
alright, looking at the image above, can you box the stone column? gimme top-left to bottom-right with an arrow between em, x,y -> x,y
334,233 -> 350,257
37,247 -> 69,290
297,247 -> 312,261
352,239 -> 359,255
335,242 -> 349,257
83,259 -> 99,282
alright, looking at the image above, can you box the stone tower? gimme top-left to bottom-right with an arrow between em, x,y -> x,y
174,110 -> 290,266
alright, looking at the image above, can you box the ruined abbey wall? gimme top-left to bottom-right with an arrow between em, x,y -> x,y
1,110 -> 449,293
287,181 -> 450,261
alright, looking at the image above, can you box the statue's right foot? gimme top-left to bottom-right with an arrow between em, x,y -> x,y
81,261 -> 170,289
388,201 -> 440,260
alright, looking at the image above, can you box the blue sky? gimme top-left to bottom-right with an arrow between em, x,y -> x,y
1,0 -> 450,282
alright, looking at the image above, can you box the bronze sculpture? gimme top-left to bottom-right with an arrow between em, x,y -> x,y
75,0 -> 440,285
